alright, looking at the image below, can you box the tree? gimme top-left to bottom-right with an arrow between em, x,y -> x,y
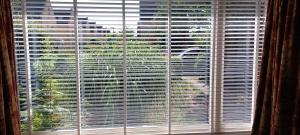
30,29 -> 76,130
31,37 -> 66,131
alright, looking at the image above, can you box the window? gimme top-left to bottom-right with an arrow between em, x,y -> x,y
11,0 -> 266,134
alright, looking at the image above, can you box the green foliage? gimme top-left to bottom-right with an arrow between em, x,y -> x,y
32,37 -> 66,131
19,32 -> 208,130
32,112 -> 44,131
80,33 -> 208,125
81,34 -> 167,125
17,1 -> 211,129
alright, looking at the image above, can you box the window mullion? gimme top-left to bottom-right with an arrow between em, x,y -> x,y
251,0 -> 263,124
211,0 -> 224,133
122,0 -> 128,135
167,0 -> 172,134
21,0 -> 33,134
210,0 -> 216,132
73,0 -> 81,135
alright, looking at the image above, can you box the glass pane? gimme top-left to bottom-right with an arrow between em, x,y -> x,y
171,0 -> 212,134
21,0 -> 77,133
78,0 -> 124,134
126,0 -> 168,134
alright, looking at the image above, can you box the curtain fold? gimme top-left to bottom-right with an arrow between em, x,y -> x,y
252,0 -> 300,135
0,0 -> 21,134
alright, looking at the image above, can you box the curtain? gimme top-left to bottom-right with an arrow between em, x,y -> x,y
0,0 -> 21,134
252,0 -> 300,135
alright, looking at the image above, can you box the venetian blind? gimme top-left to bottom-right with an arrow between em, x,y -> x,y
11,0 -> 266,134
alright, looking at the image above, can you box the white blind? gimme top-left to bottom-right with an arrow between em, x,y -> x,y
12,0 -> 78,133
170,0 -> 211,134
11,0 -> 266,134
78,0 -> 124,131
221,0 -> 266,130
126,1 -> 168,134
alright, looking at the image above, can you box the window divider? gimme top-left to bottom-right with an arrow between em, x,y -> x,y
210,0 -> 217,132
211,0 -> 225,132
122,0 -> 128,135
251,0 -> 263,124
167,0 -> 172,134
72,0 -> 81,135
21,0 -> 33,134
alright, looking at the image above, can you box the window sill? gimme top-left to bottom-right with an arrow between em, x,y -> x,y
22,123 -> 251,135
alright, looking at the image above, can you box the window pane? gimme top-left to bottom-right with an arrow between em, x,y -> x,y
15,0 -> 78,132
126,0 -> 168,134
12,0 -> 28,132
222,0 -> 266,128
171,0 -> 212,134
78,0 -> 124,134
